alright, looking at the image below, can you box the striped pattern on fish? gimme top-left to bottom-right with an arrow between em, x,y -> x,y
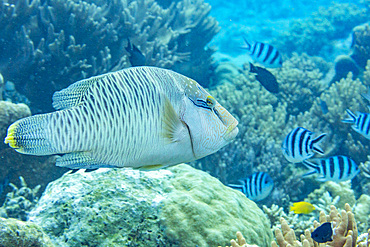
282,127 -> 326,163
302,155 -> 359,182
5,67 -> 239,170
228,172 -> 273,201
342,109 -> 370,139
242,38 -> 283,68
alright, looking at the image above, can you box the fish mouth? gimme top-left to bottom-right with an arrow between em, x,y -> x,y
223,120 -> 239,142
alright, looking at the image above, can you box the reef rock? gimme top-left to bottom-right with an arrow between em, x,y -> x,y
28,164 -> 273,247
0,217 -> 54,247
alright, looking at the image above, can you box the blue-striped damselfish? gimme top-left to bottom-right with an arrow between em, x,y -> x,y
228,172 -> 274,201
302,155 -> 360,182
342,109 -> 370,140
242,38 -> 283,68
282,127 -> 326,163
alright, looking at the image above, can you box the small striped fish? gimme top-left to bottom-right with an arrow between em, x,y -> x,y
242,38 -> 283,68
342,109 -> 370,139
302,155 -> 360,182
228,172 -> 274,201
282,127 -> 326,163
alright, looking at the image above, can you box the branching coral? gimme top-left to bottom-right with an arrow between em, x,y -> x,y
223,231 -> 258,247
0,176 -> 41,221
276,53 -> 328,116
273,2 -> 370,58
0,0 -> 219,112
223,204 -> 369,247
272,204 -> 363,247
351,23 -> 370,69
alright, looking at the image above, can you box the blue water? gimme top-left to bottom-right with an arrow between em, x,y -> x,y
207,0 -> 362,65
0,0 -> 369,245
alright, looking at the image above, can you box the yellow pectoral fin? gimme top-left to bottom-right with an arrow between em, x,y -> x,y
162,95 -> 188,143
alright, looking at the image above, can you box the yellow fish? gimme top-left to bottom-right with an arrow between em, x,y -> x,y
289,201 -> 315,214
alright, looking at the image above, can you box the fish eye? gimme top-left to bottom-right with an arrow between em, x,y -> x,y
206,96 -> 215,108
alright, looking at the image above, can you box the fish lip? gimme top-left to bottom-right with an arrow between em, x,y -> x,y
223,120 -> 239,141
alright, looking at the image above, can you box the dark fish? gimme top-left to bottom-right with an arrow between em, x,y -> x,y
303,155 -> 359,182
242,38 -> 283,68
125,38 -> 146,67
311,222 -> 333,243
249,63 -> 279,93
282,127 -> 326,163
320,100 -> 329,114
228,172 -> 274,201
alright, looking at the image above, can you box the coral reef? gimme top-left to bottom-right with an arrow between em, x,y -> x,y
307,181 -> 356,211
330,55 -> 360,85
353,195 -> 370,234
0,0 -> 219,112
351,23 -> 370,69
272,204 -> 361,247
263,203 -> 317,240
273,2 -> 370,58
222,231 -> 258,247
275,53 -> 328,116
28,164 -> 273,247
193,54 -> 332,206
0,217 -> 54,247
194,52 -> 370,208
0,176 -> 41,221
329,23 -> 370,85
224,204 -> 369,247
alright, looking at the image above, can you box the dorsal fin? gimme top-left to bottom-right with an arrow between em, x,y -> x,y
52,75 -> 104,110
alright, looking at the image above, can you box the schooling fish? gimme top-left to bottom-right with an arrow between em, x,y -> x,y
311,222 -> 333,243
249,63 -> 279,94
290,201 -> 315,214
282,127 -> 326,163
228,172 -> 274,201
125,38 -> 146,67
342,109 -> 370,140
302,155 -> 359,182
242,38 -> 283,68
4,67 -> 239,170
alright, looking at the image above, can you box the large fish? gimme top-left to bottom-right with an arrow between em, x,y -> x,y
4,67 -> 239,170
